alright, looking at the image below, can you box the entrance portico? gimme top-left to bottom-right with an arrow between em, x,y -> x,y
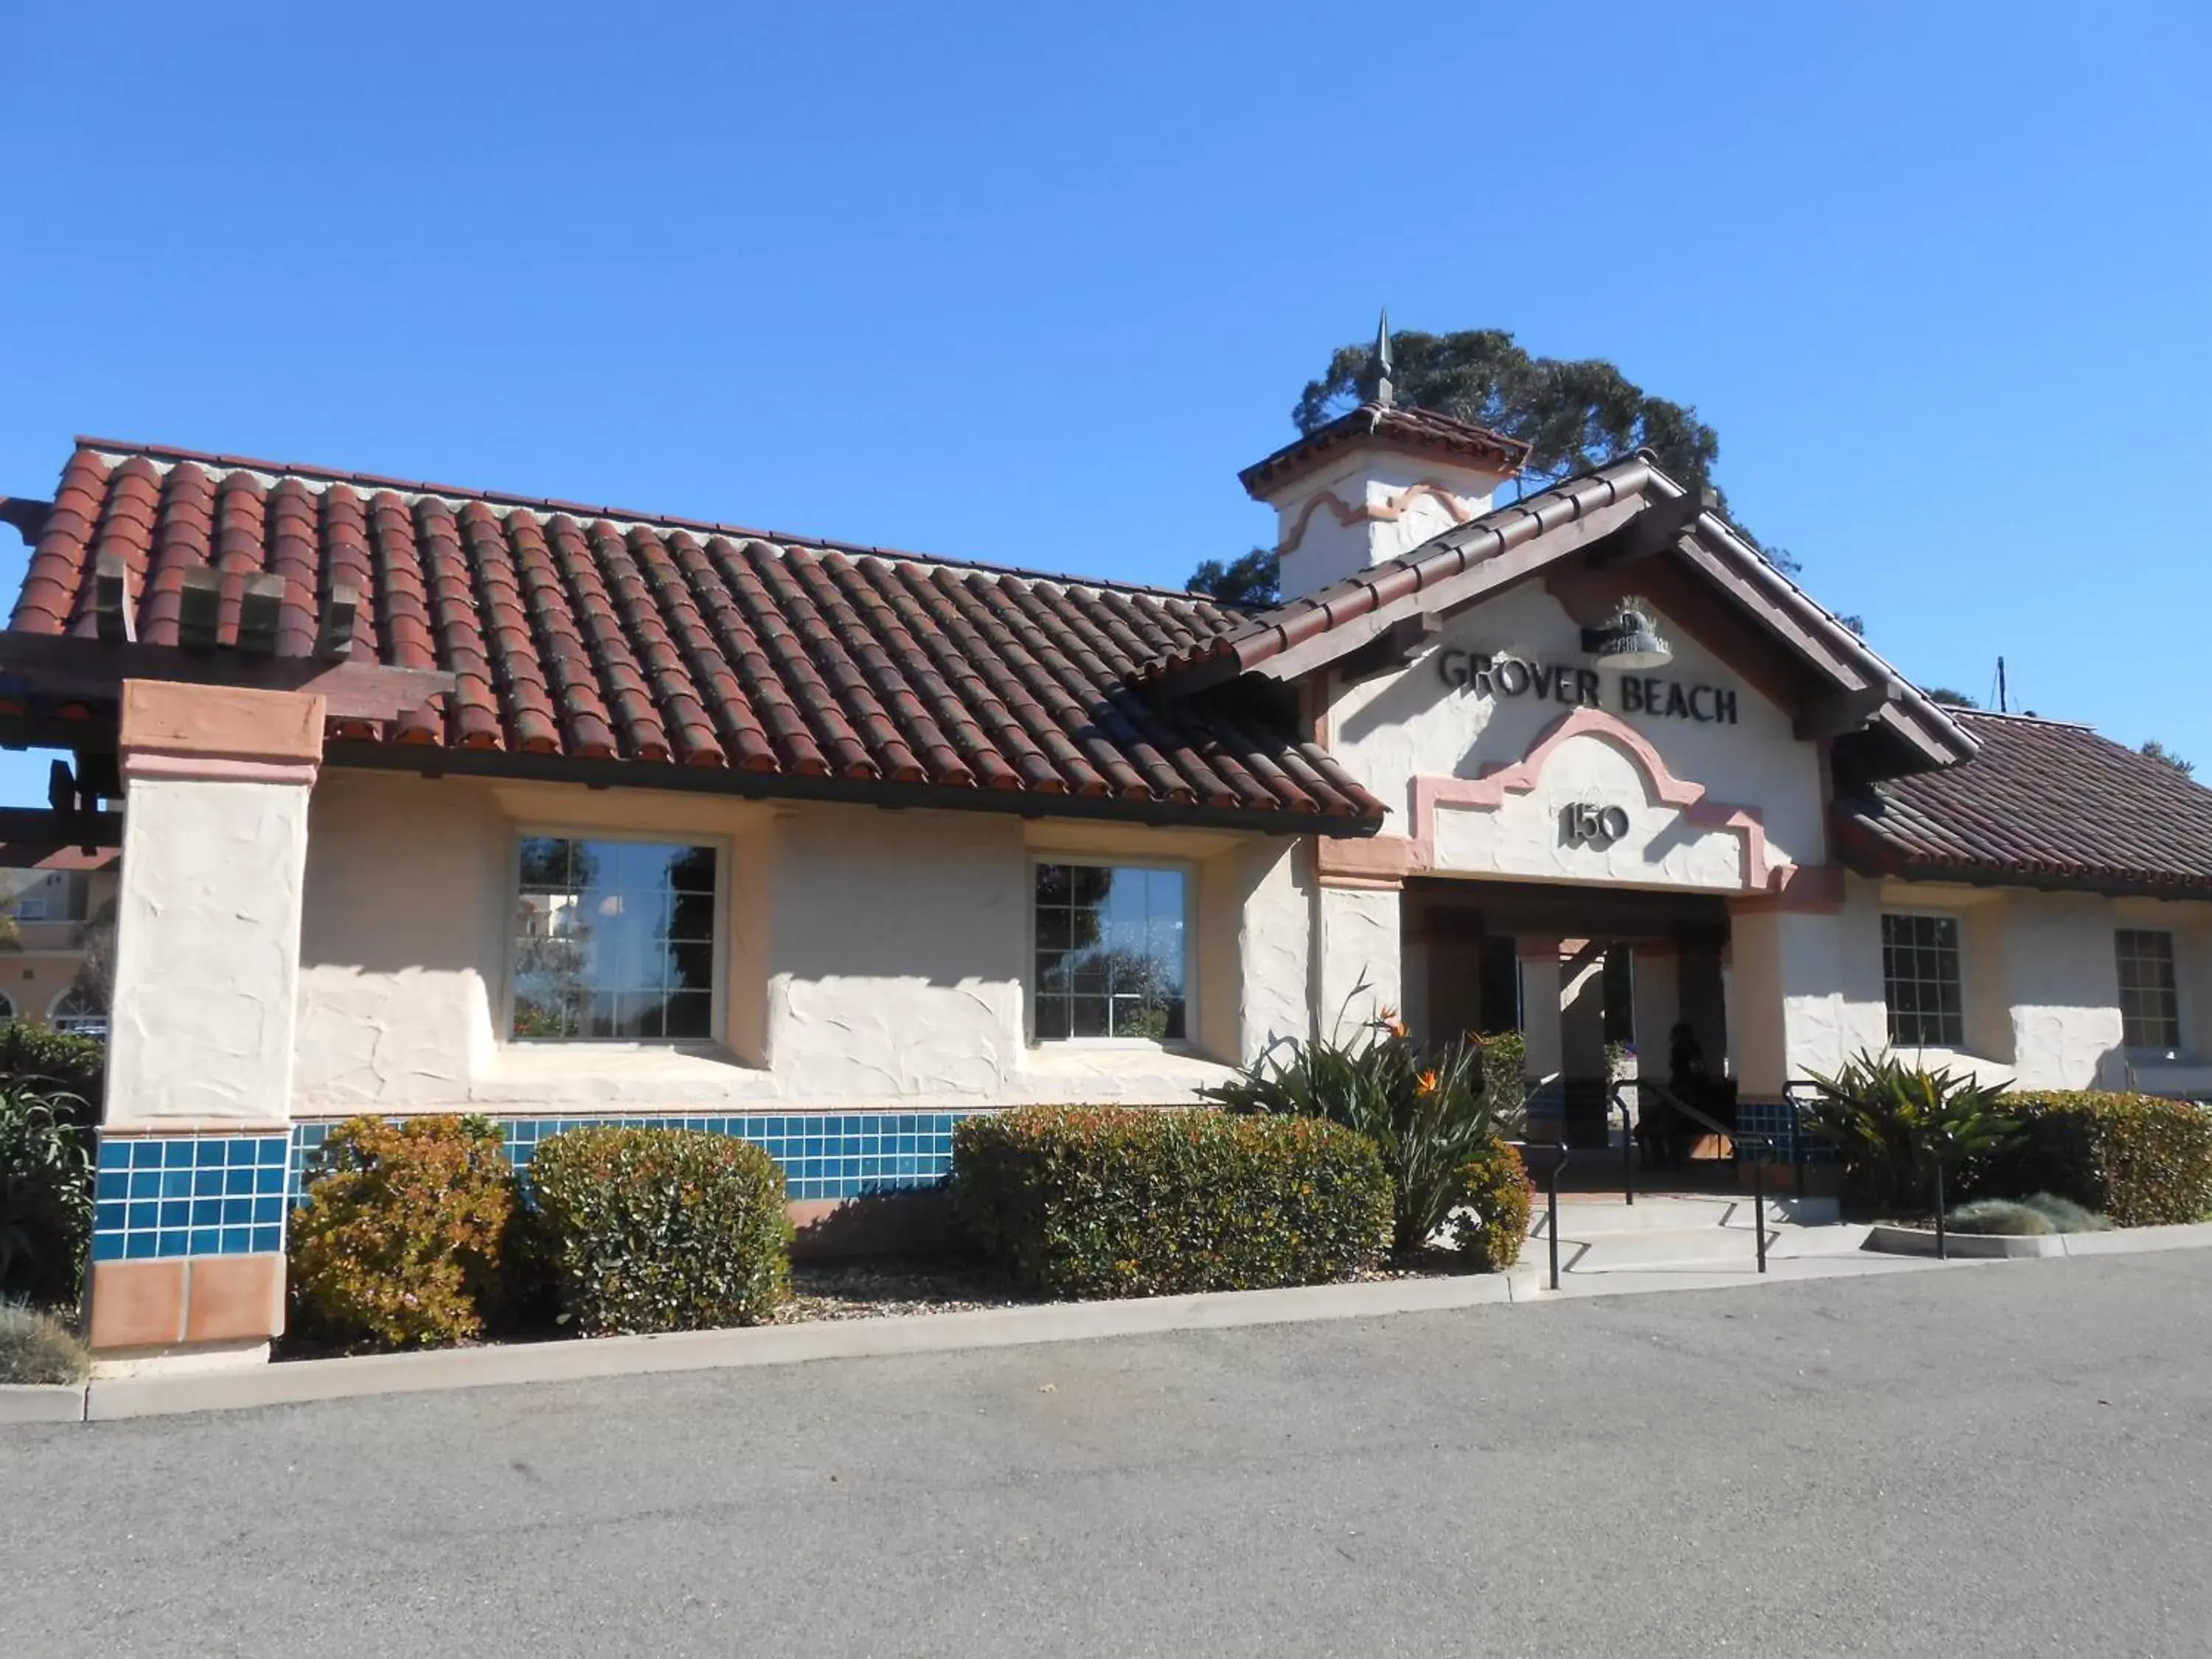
1200,397 -> 1977,1127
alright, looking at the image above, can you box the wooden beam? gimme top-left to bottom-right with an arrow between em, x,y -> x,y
315,583 -> 359,661
177,566 -> 223,650
1586,485 -> 1716,569
235,573 -> 284,655
1795,681 -> 1899,742
0,807 -> 122,852
93,554 -> 136,644
1385,612 -> 1441,663
0,633 -> 453,723
0,496 -> 53,546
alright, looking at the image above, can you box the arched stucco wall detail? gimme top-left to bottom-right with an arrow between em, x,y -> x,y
1276,479 -> 1478,555
1316,706 -> 1787,894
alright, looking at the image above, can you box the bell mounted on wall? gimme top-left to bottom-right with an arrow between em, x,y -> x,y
1582,599 -> 1673,671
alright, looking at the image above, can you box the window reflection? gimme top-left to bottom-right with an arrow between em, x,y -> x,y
513,838 -> 717,1040
1032,863 -> 1186,1041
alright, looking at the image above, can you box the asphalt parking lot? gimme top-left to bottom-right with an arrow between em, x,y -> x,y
6,1251 -> 2210,1658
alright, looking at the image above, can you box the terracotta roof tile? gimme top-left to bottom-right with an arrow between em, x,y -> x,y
7,440 -> 1384,830
1840,712 -> 2212,896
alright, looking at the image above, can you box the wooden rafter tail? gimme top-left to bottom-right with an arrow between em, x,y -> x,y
315,584 -> 359,661
177,566 -> 223,650
235,573 -> 285,656
92,553 -> 136,644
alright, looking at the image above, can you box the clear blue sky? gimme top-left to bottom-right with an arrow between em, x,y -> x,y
4,1 -> 2208,804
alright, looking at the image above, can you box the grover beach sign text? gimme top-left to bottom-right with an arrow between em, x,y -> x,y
1436,648 -> 1740,726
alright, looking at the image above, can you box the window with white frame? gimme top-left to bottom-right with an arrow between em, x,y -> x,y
2115,928 -> 2181,1050
1881,912 -> 1963,1047
0,991 -> 15,1022
512,836 -> 717,1040
1032,862 -> 1187,1042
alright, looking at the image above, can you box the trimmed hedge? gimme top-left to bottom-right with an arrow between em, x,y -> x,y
290,1116 -> 518,1350
1449,1137 -> 1531,1271
952,1105 -> 1391,1298
1971,1091 -> 2212,1227
526,1127 -> 789,1335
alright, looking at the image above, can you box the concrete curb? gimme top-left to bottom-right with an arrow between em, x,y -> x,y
1863,1219 -> 2212,1261
1865,1224 -> 2064,1259
85,1271 -> 1521,1421
0,1382 -> 88,1423
51,1221 -> 2212,1424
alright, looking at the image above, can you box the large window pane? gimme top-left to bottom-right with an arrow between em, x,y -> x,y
1881,913 -> 1963,1048
513,837 -> 717,1041
2115,929 -> 2181,1049
1032,863 -> 1186,1042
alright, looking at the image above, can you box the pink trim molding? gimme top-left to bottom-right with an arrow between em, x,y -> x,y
122,752 -> 320,787
1316,706 -> 1790,894
1276,479 -> 1477,556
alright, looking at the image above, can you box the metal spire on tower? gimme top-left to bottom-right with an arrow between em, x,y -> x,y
1372,307 -> 1394,410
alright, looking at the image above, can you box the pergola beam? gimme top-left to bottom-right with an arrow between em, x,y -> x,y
0,633 -> 452,723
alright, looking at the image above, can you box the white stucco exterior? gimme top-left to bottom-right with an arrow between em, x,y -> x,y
1327,582 -> 1827,886
108,775 -> 310,1125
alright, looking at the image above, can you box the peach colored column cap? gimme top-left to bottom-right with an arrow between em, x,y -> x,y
120,679 -> 327,766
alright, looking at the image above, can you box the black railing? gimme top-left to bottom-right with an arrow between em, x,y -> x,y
1610,1078 -> 1789,1274
1505,1135 -> 1571,1290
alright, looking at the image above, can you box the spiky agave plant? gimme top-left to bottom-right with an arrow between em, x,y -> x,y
1801,1051 -> 2020,1215
1205,1004 -> 1502,1253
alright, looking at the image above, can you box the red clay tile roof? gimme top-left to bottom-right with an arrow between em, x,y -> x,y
1840,712 -> 2212,897
7,442 -> 1385,829
1238,402 -> 1531,500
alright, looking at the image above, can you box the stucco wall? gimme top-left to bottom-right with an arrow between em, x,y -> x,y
1329,583 -> 1827,887
296,771 -> 507,1108
290,771 -> 1271,1114
108,776 -> 309,1124
1831,878 -> 2212,1092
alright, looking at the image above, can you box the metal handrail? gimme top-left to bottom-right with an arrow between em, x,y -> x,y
1510,1138 -> 1571,1291
1615,1077 -> 1787,1274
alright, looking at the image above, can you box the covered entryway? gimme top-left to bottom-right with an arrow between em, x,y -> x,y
1402,877 -> 1733,1155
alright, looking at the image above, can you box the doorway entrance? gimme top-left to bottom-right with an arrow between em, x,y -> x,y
1400,879 -> 1733,1150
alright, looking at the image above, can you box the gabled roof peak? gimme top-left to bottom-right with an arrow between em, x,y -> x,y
1239,403 -> 1531,501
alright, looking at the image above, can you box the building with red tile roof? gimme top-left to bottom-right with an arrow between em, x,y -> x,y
3,392 -> 2207,1365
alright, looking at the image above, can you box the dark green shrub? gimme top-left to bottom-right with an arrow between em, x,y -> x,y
0,1299 -> 88,1383
0,1085 -> 94,1307
1969,1092 -> 2212,1227
289,1115 -> 518,1350
1205,1015 -> 1504,1253
0,1025 -> 104,1123
1448,1137 -> 1531,1270
1801,1051 -> 2020,1216
526,1127 -> 789,1335
953,1106 -> 1391,1298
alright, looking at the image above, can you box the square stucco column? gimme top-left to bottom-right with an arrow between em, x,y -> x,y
1517,936 -> 1563,1090
1313,880 -> 1401,1044
87,681 -> 324,1365
1727,901 -> 1868,1096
